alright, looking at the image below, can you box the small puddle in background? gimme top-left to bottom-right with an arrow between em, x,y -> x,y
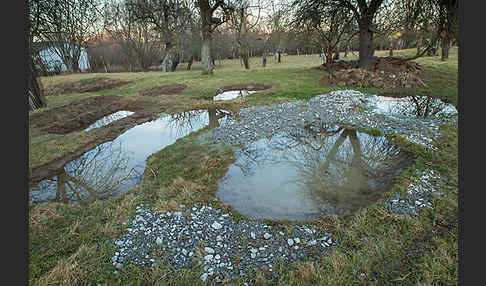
30,108 -> 234,204
216,124 -> 414,221
213,90 -> 257,101
84,110 -> 135,131
365,95 -> 457,118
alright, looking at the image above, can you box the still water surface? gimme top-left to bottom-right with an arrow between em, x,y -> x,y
216,124 -> 414,221
30,109 -> 233,204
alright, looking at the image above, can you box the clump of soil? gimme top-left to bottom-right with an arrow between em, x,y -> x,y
320,56 -> 424,74
45,77 -> 130,96
218,83 -> 272,93
29,95 -> 135,134
321,68 -> 427,89
139,84 -> 187,96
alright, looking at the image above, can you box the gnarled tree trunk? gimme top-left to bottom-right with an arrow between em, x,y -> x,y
187,55 -> 194,70
201,36 -> 214,75
358,25 -> 374,70
440,32 -> 451,61
28,54 -> 46,111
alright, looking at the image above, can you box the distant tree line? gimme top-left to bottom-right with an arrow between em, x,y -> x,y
28,0 -> 459,109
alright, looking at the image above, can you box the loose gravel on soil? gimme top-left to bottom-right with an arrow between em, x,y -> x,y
383,169 -> 444,215
110,90 -> 456,283
206,90 -> 457,150
112,203 -> 336,282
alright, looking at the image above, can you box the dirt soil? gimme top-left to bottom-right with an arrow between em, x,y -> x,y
45,77 -> 131,96
218,83 -> 272,93
29,95 -> 154,134
139,84 -> 187,96
319,56 -> 425,74
321,68 -> 427,89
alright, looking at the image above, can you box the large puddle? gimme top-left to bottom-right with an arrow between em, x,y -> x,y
365,94 -> 457,118
30,108 -> 234,204
213,90 -> 256,101
84,110 -> 135,131
216,124 -> 414,221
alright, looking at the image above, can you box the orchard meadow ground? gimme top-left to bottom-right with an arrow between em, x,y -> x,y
29,48 -> 458,285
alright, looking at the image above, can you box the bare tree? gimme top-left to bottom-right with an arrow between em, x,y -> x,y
297,0 -> 385,69
196,0 -> 234,75
31,0 -> 101,73
293,1 -> 354,77
266,0 -> 292,63
126,0 -> 195,72
227,0 -> 262,69
437,0 -> 458,61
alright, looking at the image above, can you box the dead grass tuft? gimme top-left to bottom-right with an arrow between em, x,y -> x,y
99,192 -> 138,237
33,244 -> 95,286
154,176 -> 209,213
296,261 -> 318,284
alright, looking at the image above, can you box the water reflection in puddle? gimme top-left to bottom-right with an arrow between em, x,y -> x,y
213,90 -> 256,101
216,124 -> 414,221
84,110 -> 135,131
30,108 -> 234,204
365,95 -> 457,118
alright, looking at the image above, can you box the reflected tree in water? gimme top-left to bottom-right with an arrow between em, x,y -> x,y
230,124 -> 412,215
166,108 -> 233,135
285,125 -> 410,214
30,141 -> 137,205
376,95 -> 455,118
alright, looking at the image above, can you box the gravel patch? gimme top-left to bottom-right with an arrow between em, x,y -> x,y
111,204 -> 336,283
205,90 -> 457,150
383,169 -> 444,216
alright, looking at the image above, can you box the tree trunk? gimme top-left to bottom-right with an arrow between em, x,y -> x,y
416,37 -> 422,56
187,55 -> 194,70
389,38 -> 394,56
170,53 -> 180,72
241,44 -> 249,69
262,52 -> 267,67
277,52 -> 281,63
242,55 -> 249,69
334,42 -> 340,60
162,45 -> 180,72
208,107 -> 219,128
441,33 -> 451,61
201,37 -> 214,75
28,54 -> 46,111
358,25 -> 374,70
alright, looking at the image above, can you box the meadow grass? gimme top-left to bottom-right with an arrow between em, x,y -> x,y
29,47 -> 458,285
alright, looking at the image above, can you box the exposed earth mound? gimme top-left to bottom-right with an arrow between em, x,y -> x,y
45,77 -> 131,96
29,95 -> 153,134
321,68 -> 427,89
319,56 -> 425,74
218,83 -> 272,93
